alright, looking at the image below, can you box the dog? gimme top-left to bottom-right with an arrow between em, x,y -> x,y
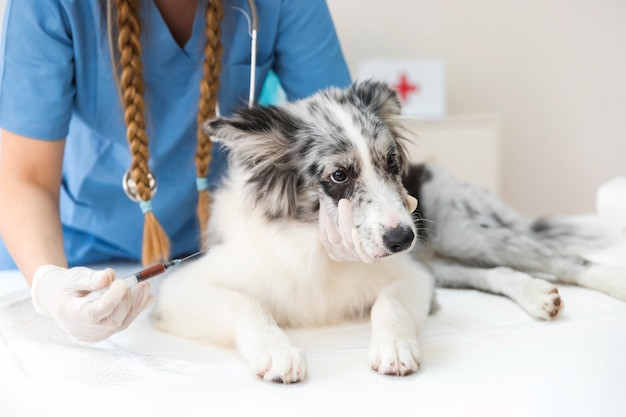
154,79 -> 626,383
403,161 -> 626,320
154,80 -> 435,383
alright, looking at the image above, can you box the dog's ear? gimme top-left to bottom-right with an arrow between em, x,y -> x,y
203,106 -> 304,219
204,106 -> 301,150
350,79 -> 402,121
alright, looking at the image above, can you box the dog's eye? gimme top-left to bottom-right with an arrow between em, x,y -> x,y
330,169 -> 348,184
387,153 -> 398,172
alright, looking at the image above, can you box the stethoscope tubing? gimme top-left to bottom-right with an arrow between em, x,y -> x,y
246,0 -> 259,108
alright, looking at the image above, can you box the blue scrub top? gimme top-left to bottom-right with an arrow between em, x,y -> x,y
0,0 -> 351,268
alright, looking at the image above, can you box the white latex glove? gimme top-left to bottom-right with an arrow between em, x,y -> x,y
31,265 -> 153,343
319,195 -> 419,263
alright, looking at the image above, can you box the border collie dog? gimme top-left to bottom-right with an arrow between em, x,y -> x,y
155,81 -> 435,383
154,80 -> 625,383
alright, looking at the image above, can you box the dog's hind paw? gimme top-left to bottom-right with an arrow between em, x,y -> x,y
521,279 -> 562,320
252,343 -> 307,384
369,337 -> 422,376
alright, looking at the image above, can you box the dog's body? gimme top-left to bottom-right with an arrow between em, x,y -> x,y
154,81 -> 434,383
154,80 -> 626,383
404,162 -> 626,320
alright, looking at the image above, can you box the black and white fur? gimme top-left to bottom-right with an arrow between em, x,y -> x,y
154,81 -> 435,383
404,162 -> 626,320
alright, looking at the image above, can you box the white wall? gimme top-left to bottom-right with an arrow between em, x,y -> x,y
328,0 -> 626,216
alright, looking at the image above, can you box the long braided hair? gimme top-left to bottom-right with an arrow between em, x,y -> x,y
107,0 -> 223,265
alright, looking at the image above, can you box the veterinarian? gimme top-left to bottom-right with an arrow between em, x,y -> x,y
0,0 -> 362,342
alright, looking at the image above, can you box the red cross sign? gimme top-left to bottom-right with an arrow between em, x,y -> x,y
392,73 -> 420,103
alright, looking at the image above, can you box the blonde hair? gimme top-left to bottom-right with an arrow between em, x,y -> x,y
108,0 -> 223,265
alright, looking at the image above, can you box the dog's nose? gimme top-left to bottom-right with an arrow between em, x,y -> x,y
382,224 -> 415,253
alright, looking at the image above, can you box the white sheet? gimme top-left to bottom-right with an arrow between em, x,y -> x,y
1,241 -> 626,417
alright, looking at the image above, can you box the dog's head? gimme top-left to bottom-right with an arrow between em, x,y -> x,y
204,80 -> 418,259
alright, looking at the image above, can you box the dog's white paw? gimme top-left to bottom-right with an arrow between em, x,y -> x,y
521,278 -> 562,320
250,342 -> 307,384
369,337 -> 421,376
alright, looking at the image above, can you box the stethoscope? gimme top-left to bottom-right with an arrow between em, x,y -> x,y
240,0 -> 259,109
116,0 -> 260,202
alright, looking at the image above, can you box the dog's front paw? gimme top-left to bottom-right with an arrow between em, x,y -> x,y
369,337 -> 421,376
251,343 -> 307,384
522,278 -> 562,320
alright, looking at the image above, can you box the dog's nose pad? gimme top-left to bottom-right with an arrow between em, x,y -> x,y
383,224 -> 415,253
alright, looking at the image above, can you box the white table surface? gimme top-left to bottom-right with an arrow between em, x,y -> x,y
1,241 -> 625,417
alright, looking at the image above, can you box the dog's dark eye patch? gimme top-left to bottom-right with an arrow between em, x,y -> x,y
321,164 -> 357,202
321,180 -> 351,202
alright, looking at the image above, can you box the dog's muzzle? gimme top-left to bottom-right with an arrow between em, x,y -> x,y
382,224 -> 415,253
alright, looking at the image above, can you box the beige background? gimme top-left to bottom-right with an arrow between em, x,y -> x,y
328,0 -> 626,216
0,1 -> 624,216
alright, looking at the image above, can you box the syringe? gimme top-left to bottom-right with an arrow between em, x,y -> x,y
87,250 -> 206,300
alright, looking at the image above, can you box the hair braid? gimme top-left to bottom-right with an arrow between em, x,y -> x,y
115,0 -> 170,265
195,0 -> 224,245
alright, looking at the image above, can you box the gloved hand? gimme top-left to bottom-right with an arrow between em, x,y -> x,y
319,195 -> 419,263
31,265 -> 153,343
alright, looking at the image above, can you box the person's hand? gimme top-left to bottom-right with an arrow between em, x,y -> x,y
319,195 -> 419,263
31,265 -> 153,343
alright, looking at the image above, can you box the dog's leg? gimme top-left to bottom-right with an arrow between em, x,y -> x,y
430,259 -> 562,319
368,264 -> 432,376
541,258 -> 626,301
466,241 -> 626,302
231,293 -> 307,384
413,162 -> 626,302
427,212 -> 626,303
155,278 -> 306,384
